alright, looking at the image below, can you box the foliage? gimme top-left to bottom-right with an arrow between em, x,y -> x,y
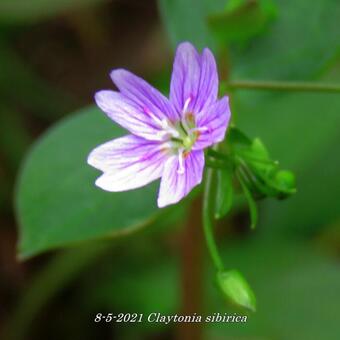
2,0 -> 339,339
16,107 -> 163,258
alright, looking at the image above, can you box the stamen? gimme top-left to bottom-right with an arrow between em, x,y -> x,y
156,130 -> 171,139
177,148 -> 185,175
190,126 -> 208,133
185,112 -> 195,124
180,113 -> 195,135
143,106 -> 165,128
169,128 -> 181,139
181,118 -> 191,135
161,141 -> 179,150
159,142 -> 176,155
182,95 -> 192,114
144,99 -> 200,154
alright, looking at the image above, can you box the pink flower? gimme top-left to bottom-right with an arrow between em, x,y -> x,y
88,42 -> 231,207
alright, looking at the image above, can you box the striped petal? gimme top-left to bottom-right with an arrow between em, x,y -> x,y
111,68 -> 179,122
88,135 -> 168,192
157,150 -> 204,208
170,42 -> 218,115
95,90 -> 167,141
193,96 -> 231,150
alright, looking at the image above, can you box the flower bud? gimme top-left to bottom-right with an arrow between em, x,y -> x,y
217,270 -> 256,312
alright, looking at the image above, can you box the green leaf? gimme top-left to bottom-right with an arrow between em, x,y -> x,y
214,167 -> 233,219
231,0 -> 340,80
158,0 -> 221,51
217,269 -> 256,312
208,0 -> 277,44
0,0 -> 106,23
237,173 -> 258,229
159,0 -> 339,79
16,106 -> 163,259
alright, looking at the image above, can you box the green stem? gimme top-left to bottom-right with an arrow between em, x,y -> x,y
226,80 -> 340,93
202,168 -> 224,272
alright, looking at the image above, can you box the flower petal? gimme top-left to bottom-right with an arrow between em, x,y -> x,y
170,42 -> 218,114
95,90 -> 166,141
157,150 -> 204,208
111,68 -> 178,121
87,135 -> 167,191
194,48 -> 219,112
193,96 -> 231,150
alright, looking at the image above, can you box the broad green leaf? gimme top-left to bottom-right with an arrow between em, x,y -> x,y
208,0 -> 277,44
16,106 -> 163,259
158,0 -> 224,51
231,0 -> 340,80
159,0 -> 339,79
0,0 -> 106,23
214,167 -> 233,219
7,209 -> 186,339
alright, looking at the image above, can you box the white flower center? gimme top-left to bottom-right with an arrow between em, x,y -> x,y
147,97 -> 204,174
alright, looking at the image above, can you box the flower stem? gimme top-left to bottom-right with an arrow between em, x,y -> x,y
203,168 -> 225,272
225,80 -> 340,93
178,197 -> 203,340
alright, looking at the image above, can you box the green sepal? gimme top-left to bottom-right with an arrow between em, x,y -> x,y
217,269 -> 256,312
232,132 -> 296,199
214,166 -> 234,219
237,172 -> 258,229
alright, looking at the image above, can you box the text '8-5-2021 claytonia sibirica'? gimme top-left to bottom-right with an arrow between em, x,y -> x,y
87,42 -> 231,207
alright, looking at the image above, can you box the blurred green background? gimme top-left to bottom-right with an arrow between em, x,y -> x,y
0,0 -> 339,339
